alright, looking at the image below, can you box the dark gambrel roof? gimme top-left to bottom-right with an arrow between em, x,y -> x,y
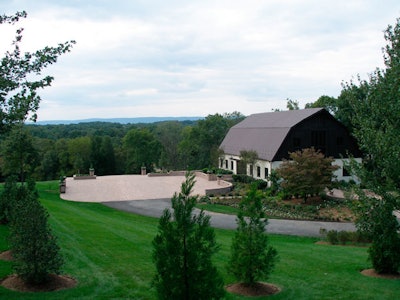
219,108 -> 325,161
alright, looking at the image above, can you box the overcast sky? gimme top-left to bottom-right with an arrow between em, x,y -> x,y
1,0 -> 399,121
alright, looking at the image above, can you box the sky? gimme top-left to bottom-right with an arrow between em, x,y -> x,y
1,0 -> 400,121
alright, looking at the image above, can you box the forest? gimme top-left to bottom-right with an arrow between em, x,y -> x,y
0,112 -> 244,182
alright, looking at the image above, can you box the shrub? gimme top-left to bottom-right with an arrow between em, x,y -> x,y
254,179 -> 268,190
326,230 -> 339,245
337,231 -> 350,245
232,174 -> 255,184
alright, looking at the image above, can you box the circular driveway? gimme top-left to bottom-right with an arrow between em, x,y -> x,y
103,199 -> 356,237
61,174 -> 356,237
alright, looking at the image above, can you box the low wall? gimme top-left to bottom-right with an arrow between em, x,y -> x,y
148,171 -> 186,177
73,175 -> 97,180
147,171 -> 232,196
205,180 -> 232,196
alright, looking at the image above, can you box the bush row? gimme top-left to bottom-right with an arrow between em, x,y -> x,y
319,228 -> 371,245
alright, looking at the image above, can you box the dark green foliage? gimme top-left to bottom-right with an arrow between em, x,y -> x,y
152,172 -> 225,299
320,229 -> 372,245
123,128 -> 161,174
8,179 -> 63,284
353,190 -> 400,274
202,167 -> 233,175
228,184 -> 278,285
178,113 -> 243,170
232,174 -> 255,184
266,169 -> 281,196
90,136 -> 116,175
254,179 -> 268,190
0,111 -> 243,181
1,124 -> 39,182
0,176 -> 19,223
342,18 -> 400,274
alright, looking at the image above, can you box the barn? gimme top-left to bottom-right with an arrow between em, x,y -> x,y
219,108 -> 362,183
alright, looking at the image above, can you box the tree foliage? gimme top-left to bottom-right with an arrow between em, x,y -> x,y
352,189 -> 400,274
238,149 -> 258,175
7,179 -> 63,284
152,172 -> 224,299
341,18 -> 400,274
276,147 -> 338,201
0,124 -> 38,182
178,113 -> 244,170
228,184 -> 278,285
123,128 -> 161,173
0,11 -> 75,132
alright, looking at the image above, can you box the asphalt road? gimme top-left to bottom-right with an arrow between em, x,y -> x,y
102,199 -> 357,237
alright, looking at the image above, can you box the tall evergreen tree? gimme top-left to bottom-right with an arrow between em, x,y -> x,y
228,184 -> 278,286
8,179 -> 64,284
152,172 -> 225,300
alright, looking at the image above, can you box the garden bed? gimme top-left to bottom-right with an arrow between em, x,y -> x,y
201,194 -> 355,222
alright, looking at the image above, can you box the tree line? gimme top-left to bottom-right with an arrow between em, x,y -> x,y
0,112 -> 244,181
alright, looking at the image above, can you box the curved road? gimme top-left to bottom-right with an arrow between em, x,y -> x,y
102,199 -> 356,237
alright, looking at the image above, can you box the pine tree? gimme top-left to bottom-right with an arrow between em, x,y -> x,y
228,184 -> 278,285
152,172 -> 225,299
9,180 -> 64,284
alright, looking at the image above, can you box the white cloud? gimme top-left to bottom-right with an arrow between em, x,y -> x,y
1,0 -> 400,120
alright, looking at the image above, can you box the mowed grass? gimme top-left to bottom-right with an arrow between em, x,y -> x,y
0,181 -> 398,299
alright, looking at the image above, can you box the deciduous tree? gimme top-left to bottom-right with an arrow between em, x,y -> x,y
0,11 -> 75,132
342,18 -> 400,274
123,128 -> 161,173
276,147 -> 338,202
0,124 -> 38,182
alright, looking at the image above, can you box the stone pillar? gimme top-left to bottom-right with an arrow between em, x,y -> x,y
141,166 -> 147,175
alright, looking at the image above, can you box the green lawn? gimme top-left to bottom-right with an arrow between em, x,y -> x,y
0,181 -> 399,299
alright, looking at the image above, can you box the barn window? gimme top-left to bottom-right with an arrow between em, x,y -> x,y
231,161 -> 234,170
225,160 -> 228,168
342,167 -> 350,177
265,168 -> 269,179
257,166 -> 261,177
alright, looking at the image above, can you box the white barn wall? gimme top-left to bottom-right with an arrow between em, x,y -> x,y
221,154 -> 361,184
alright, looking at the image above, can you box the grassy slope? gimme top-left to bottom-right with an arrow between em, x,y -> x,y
0,181 -> 398,299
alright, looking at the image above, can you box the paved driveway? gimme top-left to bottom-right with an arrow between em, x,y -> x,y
61,174 -> 356,237
103,199 -> 356,237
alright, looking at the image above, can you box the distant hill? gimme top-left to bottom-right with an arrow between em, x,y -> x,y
32,116 -> 203,125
